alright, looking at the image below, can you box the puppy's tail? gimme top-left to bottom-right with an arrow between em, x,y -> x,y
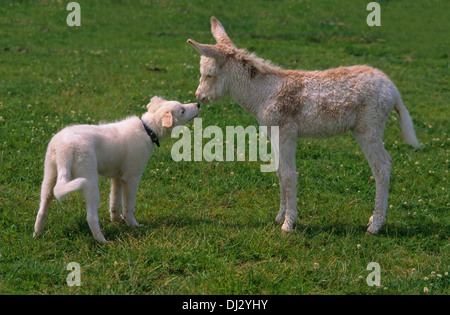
394,94 -> 420,148
54,178 -> 87,201
53,154 -> 88,202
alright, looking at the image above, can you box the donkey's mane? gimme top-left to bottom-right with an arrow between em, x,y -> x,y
223,45 -> 283,75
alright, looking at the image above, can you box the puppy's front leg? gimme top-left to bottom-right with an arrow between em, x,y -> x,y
110,178 -> 124,222
122,177 -> 142,228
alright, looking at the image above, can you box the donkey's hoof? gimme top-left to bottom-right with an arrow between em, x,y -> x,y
275,215 -> 285,225
366,225 -> 380,235
111,214 -> 125,222
367,215 -> 373,226
281,223 -> 294,234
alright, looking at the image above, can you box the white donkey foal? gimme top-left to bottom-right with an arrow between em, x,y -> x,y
188,17 -> 420,235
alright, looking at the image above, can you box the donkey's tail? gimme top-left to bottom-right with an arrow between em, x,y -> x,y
394,95 -> 420,148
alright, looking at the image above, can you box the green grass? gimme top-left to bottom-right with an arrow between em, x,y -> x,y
0,0 -> 448,295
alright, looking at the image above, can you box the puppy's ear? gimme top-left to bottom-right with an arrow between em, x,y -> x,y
147,96 -> 166,111
162,111 -> 173,128
150,96 -> 166,103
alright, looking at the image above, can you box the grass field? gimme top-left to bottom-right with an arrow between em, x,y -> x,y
0,0 -> 448,295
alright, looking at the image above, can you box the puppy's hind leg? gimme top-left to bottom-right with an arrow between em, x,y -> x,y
34,157 -> 57,238
82,175 -> 107,243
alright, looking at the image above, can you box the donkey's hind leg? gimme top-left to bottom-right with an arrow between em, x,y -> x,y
353,130 -> 392,234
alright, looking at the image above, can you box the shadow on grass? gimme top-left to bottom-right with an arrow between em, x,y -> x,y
62,212 -> 447,244
296,221 -> 447,239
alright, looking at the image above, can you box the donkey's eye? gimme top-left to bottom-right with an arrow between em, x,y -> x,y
181,109 -> 185,114
206,74 -> 213,79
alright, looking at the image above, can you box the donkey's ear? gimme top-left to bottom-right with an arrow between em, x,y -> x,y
187,39 -> 226,60
210,16 -> 233,46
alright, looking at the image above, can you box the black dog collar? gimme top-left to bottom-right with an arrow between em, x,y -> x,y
141,120 -> 160,147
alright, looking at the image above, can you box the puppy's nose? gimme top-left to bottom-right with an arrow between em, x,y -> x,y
196,102 -> 200,108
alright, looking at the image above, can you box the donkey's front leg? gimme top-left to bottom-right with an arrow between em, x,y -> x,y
278,136 -> 298,233
275,171 -> 287,224
266,125 -> 287,225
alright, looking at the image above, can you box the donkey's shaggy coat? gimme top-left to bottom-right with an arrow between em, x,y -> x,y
188,17 -> 419,234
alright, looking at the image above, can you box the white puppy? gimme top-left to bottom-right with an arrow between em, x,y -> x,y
34,96 -> 200,243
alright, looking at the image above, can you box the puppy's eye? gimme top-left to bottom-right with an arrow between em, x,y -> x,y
206,75 -> 213,79
181,109 -> 185,114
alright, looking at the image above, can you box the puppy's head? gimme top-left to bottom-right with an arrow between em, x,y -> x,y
144,96 -> 200,140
